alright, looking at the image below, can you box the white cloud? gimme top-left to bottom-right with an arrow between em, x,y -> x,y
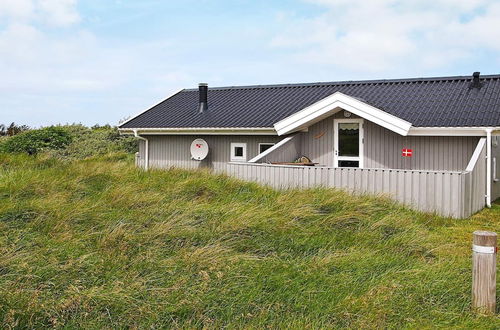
0,23 -> 138,93
38,0 -> 80,26
0,0 -> 188,127
0,0 -> 35,20
0,0 -> 80,26
0,0 -> 126,93
272,0 -> 500,73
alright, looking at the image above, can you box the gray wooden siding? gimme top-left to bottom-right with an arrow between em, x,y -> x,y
300,114 -> 479,171
139,117 -> 478,173
137,140 -> 146,168
492,136 -> 500,201
226,163 -> 468,218
465,143 -> 487,215
142,135 -> 281,170
136,133 -> 488,218
300,116 -> 335,166
258,135 -> 301,163
364,121 -> 478,171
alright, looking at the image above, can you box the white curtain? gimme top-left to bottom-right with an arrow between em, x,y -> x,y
339,123 -> 359,130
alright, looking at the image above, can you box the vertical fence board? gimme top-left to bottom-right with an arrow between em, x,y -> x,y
212,162 -> 480,218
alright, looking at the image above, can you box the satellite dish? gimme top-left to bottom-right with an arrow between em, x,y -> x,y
190,138 -> 209,161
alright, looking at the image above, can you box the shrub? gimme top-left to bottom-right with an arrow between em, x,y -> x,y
0,122 -> 30,136
0,126 -> 72,155
50,125 -> 138,159
0,124 -> 137,159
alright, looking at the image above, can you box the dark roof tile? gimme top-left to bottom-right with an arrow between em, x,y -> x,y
120,74 -> 500,129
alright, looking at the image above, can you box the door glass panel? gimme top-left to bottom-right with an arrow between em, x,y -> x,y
339,160 -> 359,167
338,123 -> 359,157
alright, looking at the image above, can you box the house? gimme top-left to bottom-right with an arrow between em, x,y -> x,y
119,73 -> 500,218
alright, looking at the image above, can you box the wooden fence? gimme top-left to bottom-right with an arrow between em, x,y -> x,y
227,162 -> 477,218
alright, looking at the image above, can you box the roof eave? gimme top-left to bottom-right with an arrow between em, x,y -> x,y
408,127 -> 500,136
119,127 -> 278,135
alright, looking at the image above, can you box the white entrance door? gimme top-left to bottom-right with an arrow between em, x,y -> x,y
334,118 -> 364,168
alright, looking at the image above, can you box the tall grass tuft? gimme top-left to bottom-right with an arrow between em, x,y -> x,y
0,153 -> 498,328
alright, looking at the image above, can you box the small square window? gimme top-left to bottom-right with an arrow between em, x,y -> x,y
259,143 -> 275,154
234,146 -> 244,157
231,143 -> 247,161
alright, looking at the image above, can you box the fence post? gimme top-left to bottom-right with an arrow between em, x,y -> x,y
472,230 -> 497,314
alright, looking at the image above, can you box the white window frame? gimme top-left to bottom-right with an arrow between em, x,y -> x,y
258,142 -> 275,154
230,142 -> 247,162
333,118 -> 364,168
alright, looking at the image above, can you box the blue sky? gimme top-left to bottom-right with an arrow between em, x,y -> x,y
1,0 -> 500,127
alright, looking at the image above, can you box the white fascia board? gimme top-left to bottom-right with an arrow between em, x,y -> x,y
118,89 -> 184,127
273,92 -> 412,136
119,127 -> 277,136
408,127 -> 500,136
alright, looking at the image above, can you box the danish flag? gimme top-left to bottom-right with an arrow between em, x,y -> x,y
402,148 -> 413,157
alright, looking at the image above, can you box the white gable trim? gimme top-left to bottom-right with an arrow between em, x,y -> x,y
273,92 -> 412,136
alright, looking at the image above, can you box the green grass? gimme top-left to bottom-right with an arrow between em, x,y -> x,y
0,153 -> 498,329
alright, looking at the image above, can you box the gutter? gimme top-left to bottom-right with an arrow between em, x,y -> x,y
120,127 -> 277,135
408,127 -> 500,136
134,129 -> 149,171
486,128 -> 492,207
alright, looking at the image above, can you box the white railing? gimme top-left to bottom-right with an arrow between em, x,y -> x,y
463,138 -> 487,216
227,162 -> 468,218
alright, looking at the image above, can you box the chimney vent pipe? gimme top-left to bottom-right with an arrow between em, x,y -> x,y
199,83 -> 208,113
471,72 -> 482,89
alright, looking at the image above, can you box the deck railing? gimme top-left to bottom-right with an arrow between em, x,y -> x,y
463,138 -> 487,216
227,162 -> 473,218
225,138 -> 489,219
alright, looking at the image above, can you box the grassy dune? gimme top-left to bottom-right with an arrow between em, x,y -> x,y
0,153 -> 498,328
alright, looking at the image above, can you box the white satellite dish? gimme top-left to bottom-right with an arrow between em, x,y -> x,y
190,138 -> 209,161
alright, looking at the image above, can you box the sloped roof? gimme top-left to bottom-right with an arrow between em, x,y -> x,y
119,74 -> 500,129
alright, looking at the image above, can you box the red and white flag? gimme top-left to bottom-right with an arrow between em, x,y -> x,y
402,148 -> 413,157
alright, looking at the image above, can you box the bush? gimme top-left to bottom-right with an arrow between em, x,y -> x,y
0,122 -> 30,137
0,126 -> 72,155
0,124 -> 138,159
49,125 -> 138,159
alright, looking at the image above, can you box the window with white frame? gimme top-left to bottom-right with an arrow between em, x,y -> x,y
230,143 -> 247,161
258,143 -> 275,154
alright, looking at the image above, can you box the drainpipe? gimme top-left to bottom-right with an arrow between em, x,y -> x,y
485,128 -> 492,207
134,129 -> 149,171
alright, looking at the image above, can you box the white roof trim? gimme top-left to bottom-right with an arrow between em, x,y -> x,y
119,127 -> 277,136
408,127 -> 500,136
273,92 -> 412,136
118,88 -> 184,127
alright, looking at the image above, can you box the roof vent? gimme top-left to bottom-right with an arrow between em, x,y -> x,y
470,72 -> 483,89
198,83 -> 208,113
